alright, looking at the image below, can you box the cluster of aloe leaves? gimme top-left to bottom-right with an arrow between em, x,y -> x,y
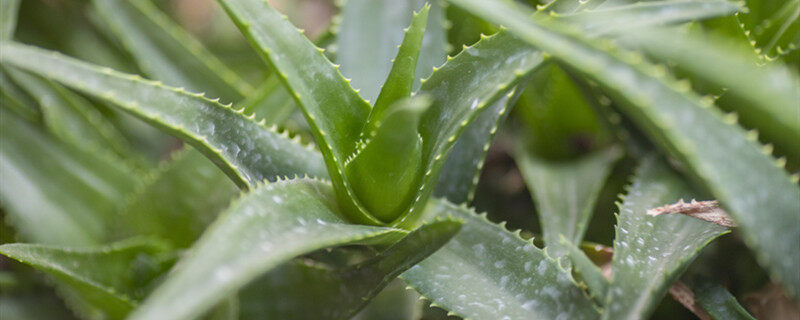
1,0 -> 798,319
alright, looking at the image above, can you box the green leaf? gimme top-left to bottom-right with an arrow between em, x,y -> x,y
738,0 -> 800,60
0,0 -> 20,41
217,0 -> 380,222
432,88 -> 518,204
559,236 -> 609,302
448,0 -> 800,299
555,0 -> 744,35
0,110 -> 138,246
618,28 -> 800,160
238,218 -> 462,320
0,238 -> 172,320
0,42 -> 327,188
93,0 -> 253,101
346,97 -> 431,222
367,4 -> 430,135
687,278 -> 756,320
351,280 -> 421,320
401,200 -> 599,320
116,148 -> 238,248
4,68 -> 137,162
602,157 -> 729,320
515,146 -> 622,256
127,178 -> 407,320
336,0 -> 447,102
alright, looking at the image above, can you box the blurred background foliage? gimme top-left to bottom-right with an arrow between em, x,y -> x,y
1,0 -> 797,319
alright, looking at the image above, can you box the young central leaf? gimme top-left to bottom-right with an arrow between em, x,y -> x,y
346,97 -> 430,223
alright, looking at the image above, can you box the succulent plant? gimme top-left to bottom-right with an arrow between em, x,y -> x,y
0,0 -> 797,319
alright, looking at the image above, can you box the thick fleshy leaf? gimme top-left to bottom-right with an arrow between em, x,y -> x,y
433,90 -> 517,204
337,0 -> 447,102
689,279 -> 756,320
0,0 -> 19,41
367,4 -> 430,134
116,148 -> 238,247
0,42 -> 327,188
401,200 -> 599,320
556,0 -> 743,35
602,157 -> 729,320
238,219 -> 461,320
93,0 -> 253,101
127,178 -> 407,320
5,68 -> 137,161
738,0 -> 800,60
619,28 -> 800,160
0,110 -> 138,246
217,0 -> 380,223
559,236 -> 608,302
449,0 -> 800,299
0,238 -> 172,320
516,146 -> 622,256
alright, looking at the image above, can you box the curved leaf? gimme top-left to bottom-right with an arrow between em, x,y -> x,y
556,0 -> 743,35
449,0 -> 800,299
0,42 -> 327,188
127,178 -> 406,320
516,146 -> 622,256
738,0 -> 800,59
238,218 -> 461,320
93,0 -> 253,101
0,238 -> 172,320
401,200 -> 599,320
0,110 -> 138,246
602,157 -> 729,320
618,28 -> 800,160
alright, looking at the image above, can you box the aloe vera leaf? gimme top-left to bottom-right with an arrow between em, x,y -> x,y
738,0 -> 800,59
4,68 -> 138,161
0,42 -> 327,188
689,279 -> 756,320
619,28 -> 800,160
351,280 -> 421,320
559,236 -> 609,302
448,0 -> 800,299
556,0 -> 743,35
412,0 -> 737,224
401,199 -> 599,319
433,88 -> 518,204
346,97 -> 430,222
116,148 -> 238,248
602,157 -> 729,320
238,219 -> 461,320
0,238 -> 172,320
337,0 -> 447,102
216,0 -> 382,220
127,178 -> 408,320
0,0 -> 19,41
367,5 -> 430,135
0,110 -> 138,246
93,0 -> 252,101
516,146 -> 622,256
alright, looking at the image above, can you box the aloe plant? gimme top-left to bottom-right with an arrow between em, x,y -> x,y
1,0 -> 797,319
